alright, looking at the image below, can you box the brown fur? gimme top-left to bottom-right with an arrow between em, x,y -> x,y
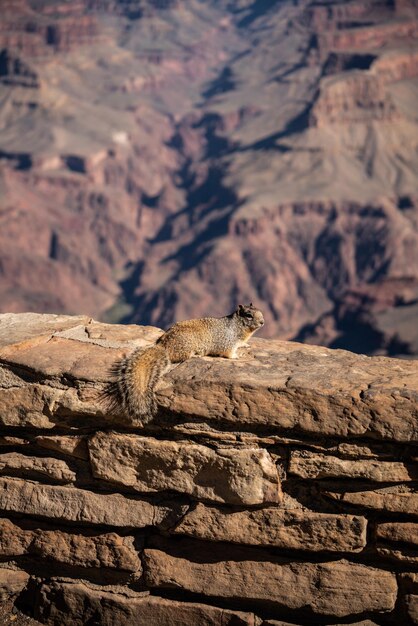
103,304 -> 264,422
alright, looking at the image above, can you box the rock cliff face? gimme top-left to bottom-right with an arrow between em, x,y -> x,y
0,313 -> 417,625
0,0 -> 418,358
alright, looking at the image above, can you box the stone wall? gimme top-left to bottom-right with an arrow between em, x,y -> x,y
0,313 -> 417,626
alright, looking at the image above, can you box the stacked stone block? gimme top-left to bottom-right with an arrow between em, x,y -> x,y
0,313 -> 417,625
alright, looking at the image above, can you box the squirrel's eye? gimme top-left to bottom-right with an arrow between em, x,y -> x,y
243,312 -> 253,319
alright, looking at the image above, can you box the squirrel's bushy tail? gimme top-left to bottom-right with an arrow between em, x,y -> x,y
104,344 -> 170,422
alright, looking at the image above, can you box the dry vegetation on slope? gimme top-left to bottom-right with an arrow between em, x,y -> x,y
0,0 -> 417,356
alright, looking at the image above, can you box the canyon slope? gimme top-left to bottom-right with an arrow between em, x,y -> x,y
0,0 -> 417,357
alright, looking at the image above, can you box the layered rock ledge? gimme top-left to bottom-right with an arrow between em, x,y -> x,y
0,312 -> 417,625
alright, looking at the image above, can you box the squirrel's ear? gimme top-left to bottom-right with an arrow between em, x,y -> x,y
250,302 -> 253,307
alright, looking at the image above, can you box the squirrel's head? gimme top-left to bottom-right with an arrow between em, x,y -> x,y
236,303 -> 264,331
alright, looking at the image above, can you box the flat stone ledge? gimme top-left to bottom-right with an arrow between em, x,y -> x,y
157,338 -> 418,442
0,314 -> 417,442
0,313 -> 92,349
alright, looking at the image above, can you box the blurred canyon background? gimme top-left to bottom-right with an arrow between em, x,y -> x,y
0,0 -> 417,357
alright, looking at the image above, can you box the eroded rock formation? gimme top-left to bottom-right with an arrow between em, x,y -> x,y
0,312 -> 417,625
0,0 -> 418,357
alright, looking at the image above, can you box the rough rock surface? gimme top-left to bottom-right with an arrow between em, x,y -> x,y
0,518 -> 140,572
288,450 -> 416,481
88,432 -> 281,505
325,485 -> 418,514
0,478 -> 185,529
376,522 -> 418,547
144,546 -> 397,617
34,435 -> 89,460
35,581 -> 257,626
0,313 -> 416,625
173,503 -> 367,552
406,594 -> 418,624
0,570 -> 30,602
0,453 -> 76,483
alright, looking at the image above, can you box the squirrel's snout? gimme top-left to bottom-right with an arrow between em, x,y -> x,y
255,316 -> 264,328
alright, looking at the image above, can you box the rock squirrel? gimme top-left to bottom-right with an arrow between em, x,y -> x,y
105,303 -> 264,421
